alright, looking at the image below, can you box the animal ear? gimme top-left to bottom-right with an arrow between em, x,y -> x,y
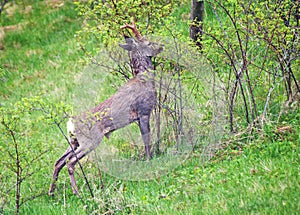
124,37 -> 135,44
119,43 -> 133,51
119,37 -> 135,51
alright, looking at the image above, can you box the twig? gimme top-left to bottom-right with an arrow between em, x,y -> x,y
55,122 -> 94,198
36,101 -> 94,198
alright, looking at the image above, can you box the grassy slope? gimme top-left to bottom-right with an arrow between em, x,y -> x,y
19,137 -> 299,214
0,1 -> 299,214
0,0 -> 82,104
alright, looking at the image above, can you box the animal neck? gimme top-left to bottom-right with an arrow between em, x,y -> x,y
131,56 -> 153,76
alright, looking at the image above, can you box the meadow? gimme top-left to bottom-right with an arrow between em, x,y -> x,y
0,0 -> 299,214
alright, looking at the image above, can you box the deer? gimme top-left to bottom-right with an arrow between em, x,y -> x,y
48,20 -> 163,195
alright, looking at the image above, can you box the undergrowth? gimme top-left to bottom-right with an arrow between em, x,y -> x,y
0,1 -> 299,214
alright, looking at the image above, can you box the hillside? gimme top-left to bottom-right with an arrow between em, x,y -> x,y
0,1 -> 299,214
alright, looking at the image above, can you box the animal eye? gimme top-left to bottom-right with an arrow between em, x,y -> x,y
146,41 -> 151,46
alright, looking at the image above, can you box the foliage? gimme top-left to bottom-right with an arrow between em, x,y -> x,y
0,0 -> 8,15
0,0 -> 299,214
201,0 -> 300,131
9,126 -> 300,214
71,0 -> 223,162
0,96 -> 72,214
74,0 -> 185,50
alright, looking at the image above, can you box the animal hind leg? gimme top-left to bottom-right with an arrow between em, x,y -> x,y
66,148 -> 91,195
66,133 -> 103,195
64,124 -> 104,194
48,146 -> 74,195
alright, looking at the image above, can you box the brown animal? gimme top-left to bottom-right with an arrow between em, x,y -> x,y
48,20 -> 163,195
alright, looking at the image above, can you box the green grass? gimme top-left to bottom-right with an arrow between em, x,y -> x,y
11,136 -> 299,214
0,0 -> 83,104
0,1 -> 299,214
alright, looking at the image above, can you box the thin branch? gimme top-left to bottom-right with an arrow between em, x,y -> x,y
262,76 -> 285,123
35,101 -> 94,198
55,121 -> 94,198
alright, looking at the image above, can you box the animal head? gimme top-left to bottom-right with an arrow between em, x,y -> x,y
119,20 -> 163,58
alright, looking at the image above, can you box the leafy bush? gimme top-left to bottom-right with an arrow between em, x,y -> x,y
201,0 -> 299,131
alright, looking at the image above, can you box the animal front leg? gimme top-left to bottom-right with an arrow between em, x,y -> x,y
139,115 -> 151,160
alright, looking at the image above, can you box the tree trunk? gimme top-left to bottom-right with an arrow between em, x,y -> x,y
190,0 -> 204,48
